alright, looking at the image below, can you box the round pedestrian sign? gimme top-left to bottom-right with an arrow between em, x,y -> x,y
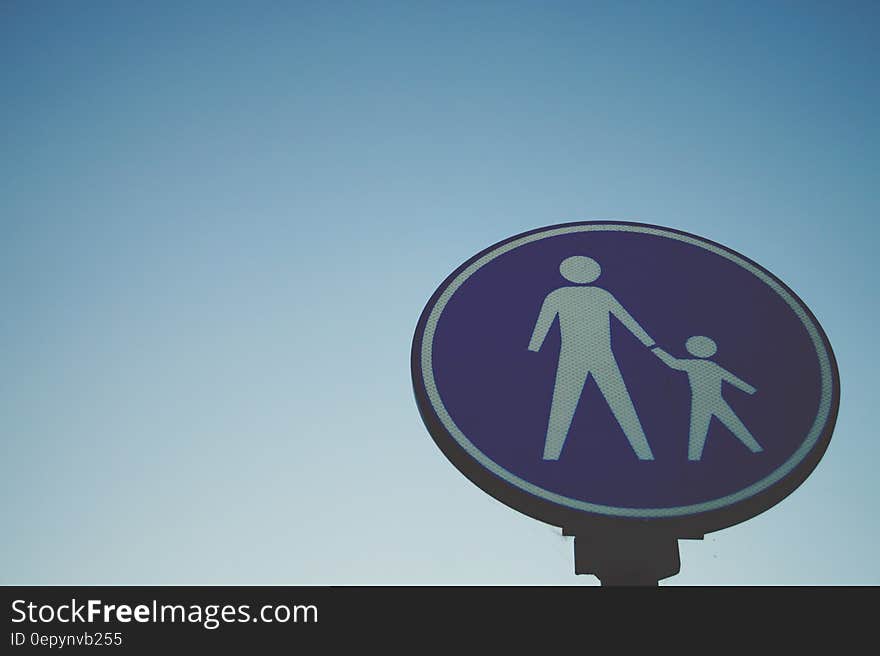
412,221 -> 839,535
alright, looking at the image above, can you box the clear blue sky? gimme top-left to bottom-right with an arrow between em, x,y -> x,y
2,1 -> 877,584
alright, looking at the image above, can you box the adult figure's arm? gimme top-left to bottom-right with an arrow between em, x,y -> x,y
608,295 -> 655,347
528,293 -> 558,352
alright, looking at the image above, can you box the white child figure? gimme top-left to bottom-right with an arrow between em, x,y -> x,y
651,336 -> 763,461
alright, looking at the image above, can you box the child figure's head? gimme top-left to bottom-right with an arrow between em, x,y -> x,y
686,335 -> 717,358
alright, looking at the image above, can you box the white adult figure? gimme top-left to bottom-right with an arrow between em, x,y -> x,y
528,256 -> 656,460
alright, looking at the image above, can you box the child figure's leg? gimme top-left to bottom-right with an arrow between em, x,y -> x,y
688,403 -> 712,461
715,401 -> 763,453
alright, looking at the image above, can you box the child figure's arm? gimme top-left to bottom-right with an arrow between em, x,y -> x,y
720,367 -> 757,394
651,347 -> 688,371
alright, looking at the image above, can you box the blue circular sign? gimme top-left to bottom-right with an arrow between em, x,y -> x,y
412,222 -> 839,534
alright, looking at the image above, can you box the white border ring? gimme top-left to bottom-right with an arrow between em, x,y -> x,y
420,224 -> 834,518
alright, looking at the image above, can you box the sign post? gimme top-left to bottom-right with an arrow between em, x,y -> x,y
412,221 -> 839,585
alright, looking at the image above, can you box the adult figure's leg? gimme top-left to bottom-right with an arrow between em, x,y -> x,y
592,361 -> 654,460
543,359 -> 590,460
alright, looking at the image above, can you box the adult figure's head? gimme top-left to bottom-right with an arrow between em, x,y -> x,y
686,335 -> 717,358
560,256 -> 601,284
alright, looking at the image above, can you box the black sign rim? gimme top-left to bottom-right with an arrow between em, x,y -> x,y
411,220 -> 840,536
